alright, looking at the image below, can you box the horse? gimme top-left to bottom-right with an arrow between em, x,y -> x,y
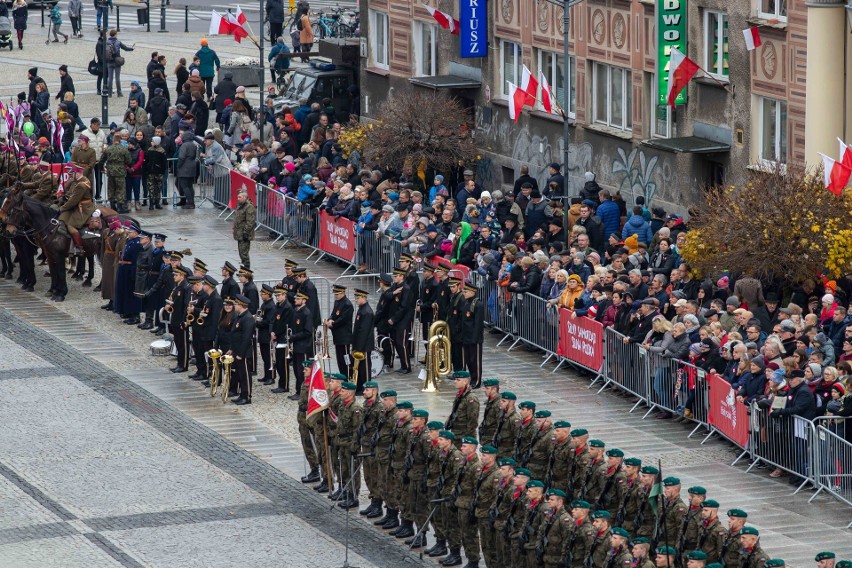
1,187 -> 38,292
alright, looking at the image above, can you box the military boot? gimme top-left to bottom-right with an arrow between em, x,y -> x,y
393,519 -> 415,538
380,509 -> 400,529
301,467 -> 320,484
440,548 -> 462,566
373,506 -> 392,526
426,539 -> 448,557
360,498 -> 381,516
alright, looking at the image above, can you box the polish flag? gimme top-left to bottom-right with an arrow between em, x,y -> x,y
507,82 -> 524,122
209,10 -> 233,36
234,5 -> 247,25
423,5 -> 459,35
742,26 -> 762,51
666,47 -> 700,108
538,70 -> 553,113
520,65 -> 539,108
820,153 -> 852,196
306,360 -> 329,421
226,11 -> 249,42
838,138 -> 852,169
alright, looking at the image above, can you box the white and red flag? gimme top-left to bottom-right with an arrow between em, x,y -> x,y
538,70 -> 553,113
838,138 -> 852,169
226,11 -> 249,42
423,5 -> 459,34
520,65 -> 538,108
666,47 -> 700,107
820,153 -> 852,196
507,82 -> 524,122
306,360 -> 329,421
742,26 -> 762,51
209,10 -> 232,36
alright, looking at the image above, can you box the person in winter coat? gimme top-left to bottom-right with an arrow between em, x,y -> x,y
596,189 -> 621,240
105,30 -> 133,97
580,171 -> 602,202
127,80 -> 145,109
648,238 -> 675,279
194,39 -> 220,98
265,0 -> 285,43
213,72 -> 237,121
189,91 -> 209,136
575,202 -> 605,253
622,206 -> 653,245
68,0 -> 83,37
770,368 -> 817,483
147,70 -> 168,103
267,37 -> 291,83
12,0 -> 26,50
56,65 -> 75,103
124,138 -> 144,210
297,5 -> 314,61
734,356 -> 768,405
62,92 -> 86,132
145,88 -> 169,127
173,58 -> 189,99
144,136 -> 167,209
48,5 -> 69,43
175,127 -> 198,208
812,333 -> 836,367
186,70 -> 205,98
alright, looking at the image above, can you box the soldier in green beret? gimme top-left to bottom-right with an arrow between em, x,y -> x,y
608,527 -> 634,566
816,552 -> 837,568
478,378 -> 501,444
656,477 -> 687,558
563,499 -> 595,568
298,359 -> 321,485
696,500 -> 726,562
506,468 -> 532,567
764,559 -> 785,567
523,410 -> 554,480
686,550 -> 708,567
372,390 -> 399,527
631,537 -> 655,568
386,401 -> 414,536
334,382 -> 363,509
494,392 -> 521,458
399,409 -> 431,547
489,457 -> 519,567
678,486 -> 707,559
577,439 -> 606,503
445,371 -> 480,447
835,561 -> 852,568
533,489 -> 570,568
448,436 -> 482,567
624,466 -> 659,538
655,545 -> 678,567
358,381 -> 383,518
592,447 -> 628,516
519,479 -> 547,567
616,457 -> 642,528
546,421 -> 573,493
514,401 -> 537,463
737,526 -> 769,568
568,429 -> 592,497
430,430 -> 462,562
473,445 -> 499,568
422,421 -> 449,556
720,509 -> 748,567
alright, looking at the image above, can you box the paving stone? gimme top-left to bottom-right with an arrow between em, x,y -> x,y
0,535 -> 125,567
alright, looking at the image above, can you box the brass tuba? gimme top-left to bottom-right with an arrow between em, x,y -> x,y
207,349 -> 222,397
351,351 -> 366,385
220,354 -> 234,403
423,320 -> 451,392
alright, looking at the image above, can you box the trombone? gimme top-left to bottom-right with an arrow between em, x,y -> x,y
412,300 -> 422,364
220,354 -> 234,403
207,349 -> 222,397
422,320 -> 451,392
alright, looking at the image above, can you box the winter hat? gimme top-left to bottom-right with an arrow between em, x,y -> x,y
302,174 -> 312,182
584,172 -> 595,182
284,162 -> 296,173
751,357 -> 766,372
200,38 -> 208,45
58,64 -> 68,73
807,363 -> 823,378
131,80 -> 140,88
716,276 -> 730,290
28,67 -> 37,76
154,88 -> 163,95
588,304 -> 599,318
481,190 -> 491,200
771,369 -> 786,384
689,343 -> 703,355
191,69 -> 200,77
236,86 -> 246,93
223,98 -> 233,106
434,174 -> 444,182
151,136 -> 161,146
831,382 -> 846,396
822,294 -> 835,305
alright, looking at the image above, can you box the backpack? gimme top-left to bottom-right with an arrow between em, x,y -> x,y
105,41 -> 115,61
296,15 -> 303,30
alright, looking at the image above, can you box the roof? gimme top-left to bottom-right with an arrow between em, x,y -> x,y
641,136 -> 731,154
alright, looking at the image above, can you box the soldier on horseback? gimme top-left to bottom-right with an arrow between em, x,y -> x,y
57,164 -> 95,252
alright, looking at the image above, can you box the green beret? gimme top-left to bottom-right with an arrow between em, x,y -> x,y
727,509 -> 748,518
591,510 -> 611,519
481,445 -> 497,454
570,428 -> 588,437
553,420 -> 571,429
411,409 -> 429,418
547,489 -> 567,499
739,526 -> 759,536
701,499 -> 720,508
501,391 -> 517,400
439,430 -> 456,440
302,359 -> 315,368
816,553 -> 836,561
688,486 -> 707,495
527,480 -> 545,488
835,561 -> 852,568
396,401 -> 413,410
363,381 -> 379,389
427,421 -> 444,430
606,448 -> 624,458
483,378 -> 500,387
657,546 -> 677,556
624,457 -> 642,467
329,373 -> 346,381
589,439 -> 605,448
380,390 -> 397,398
631,537 -> 649,545
461,436 -> 478,446
764,560 -> 785,568
498,457 -> 517,467
640,466 -> 659,475
687,551 -> 708,560
662,477 -> 680,486
341,382 -> 357,391
611,527 -> 630,539
571,499 -> 591,509
452,370 -> 471,379
534,410 -> 551,418
514,467 -> 532,477
519,401 -> 536,410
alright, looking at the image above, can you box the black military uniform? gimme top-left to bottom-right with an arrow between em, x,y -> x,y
295,268 -> 322,328
220,261 -> 240,301
389,267 -> 414,373
194,276 -> 222,382
257,284 -> 277,385
375,274 -> 395,369
327,284 -> 355,379
168,265 -> 191,373
239,266 -> 260,374
461,282 -> 484,388
400,253 -> 420,357
271,286 -> 294,393
230,294 -> 256,404
186,275 -> 209,379
282,259 -> 299,303
433,266 -> 451,321
447,277 -> 467,371
145,247 -> 173,335
290,291 -> 315,395
418,263 -> 439,361
137,233 -> 164,330
351,289 -> 375,392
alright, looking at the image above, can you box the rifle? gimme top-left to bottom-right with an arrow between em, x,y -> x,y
450,460 -> 467,508
543,444 -> 558,489
566,449 -> 584,502
369,409 -> 388,453
445,391 -> 465,431
521,428 -> 547,467
582,533 -> 603,568
421,447 -> 436,495
577,458 -> 598,502
468,469 -> 489,525
651,495 -> 668,552
491,409 -> 507,449
435,452 -> 450,499
614,485 -> 631,527
355,402 -> 371,450
513,423 -> 527,462
488,485 -> 505,529
504,495 -> 521,540
633,489 -> 649,536
401,437 -> 416,484
518,502 -> 540,554
536,513 -> 558,566
593,467 -> 621,512
562,525 -> 578,568
676,508 -> 696,557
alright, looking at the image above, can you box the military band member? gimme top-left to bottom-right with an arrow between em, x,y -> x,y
472,445 -> 499,567
608,527 -> 634,567
523,410 -> 553,480
288,291 -> 315,400
281,259 -> 299,302
514,401 -> 537,463
447,277 -> 466,371
229,293 -> 256,405
373,390 -> 399,528
679,486 -> 707,556
494,392 -> 520,458
335,381 -> 362,510
375,274 -> 395,370
632,537 -> 656,568
418,262 -> 439,362
193,258 -> 208,278
184,274 -> 206,378
489,457 -> 518,568
298,360 -> 321,484
461,282 -> 484,388
326,284 -> 354,380
737,526 -> 770,568
696,500 -> 726,563
399,253 -> 420,356
478,378 -> 501,445
720,509 -> 749,567
546,421 -> 573,493
444,371 -> 480,446
168,265 -> 191,373
399,408 -> 431,546
385,400 -> 414,535
422,421 -> 449,555
257,284 -> 277,385
389,266 -> 414,374
294,267 -> 322,328
351,289 -> 375,393
141,234 -> 168,331
270,286 -> 294,393
238,266 -> 259,374
194,275 -> 222,384
433,265 -> 451,322
358,381 -> 384,518
220,261 -> 240,300
132,231 -> 153,327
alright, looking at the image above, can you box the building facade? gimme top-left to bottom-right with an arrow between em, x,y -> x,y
358,0 -> 837,212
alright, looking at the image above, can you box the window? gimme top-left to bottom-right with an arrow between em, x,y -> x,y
758,0 -> 786,21
592,61 -> 632,131
369,10 -> 389,69
500,40 -> 521,97
537,49 -> 576,117
413,21 -> 437,76
647,73 -> 672,138
759,96 -> 787,164
703,10 -> 729,80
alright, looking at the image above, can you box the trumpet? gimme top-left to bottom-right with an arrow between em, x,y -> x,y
164,302 -> 174,314
319,324 -> 331,360
413,300 -> 422,364
351,351 -> 366,385
269,337 -> 276,371
423,320 -> 451,392
255,308 -> 264,322
207,349 -> 222,397
220,354 -> 234,403
285,328 -> 293,360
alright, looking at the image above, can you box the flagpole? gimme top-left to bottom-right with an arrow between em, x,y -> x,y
322,412 -> 333,487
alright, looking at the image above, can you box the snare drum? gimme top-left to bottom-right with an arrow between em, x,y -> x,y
370,349 -> 384,378
150,339 -> 172,356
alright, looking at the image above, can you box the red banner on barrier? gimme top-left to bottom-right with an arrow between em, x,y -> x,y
228,170 -> 257,208
318,210 -> 357,262
433,256 -> 471,280
557,310 -> 604,370
707,371 -> 749,447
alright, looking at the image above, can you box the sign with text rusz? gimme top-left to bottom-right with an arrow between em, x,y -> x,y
658,0 -> 687,105
460,0 -> 487,58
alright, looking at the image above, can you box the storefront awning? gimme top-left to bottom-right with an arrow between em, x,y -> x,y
641,136 -> 731,154
409,75 -> 482,90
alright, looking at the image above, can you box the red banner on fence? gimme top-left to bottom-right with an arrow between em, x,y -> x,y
707,371 -> 749,447
433,256 -> 471,280
556,310 -> 604,370
228,170 -> 257,208
318,210 -> 357,262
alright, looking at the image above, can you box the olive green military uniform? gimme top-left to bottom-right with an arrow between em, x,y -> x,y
445,387 -> 480,446
438,445 -> 463,552
100,143 -> 131,210
491,479 -> 515,567
535,506 -> 571,568
678,506 -> 703,557
514,418 -> 536,462
563,516 -> 595,568
58,177 -> 96,231
569,443 -> 592,496
606,545 -> 633,567
387,415 -> 413,514
361,397 -> 384,506
519,497 -> 546,567
374,406 -> 396,504
494,407 -> 520,458
336,395 -> 363,495
546,437 -> 574,493
594,466 -> 628,516
585,526 -> 611,568
720,528 -> 744,567
657,496 -> 688,552
633,554 -> 655,568
738,544 -> 770,567
297,381 -> 319,471
402,424 -> 431,530
25,172 -> 58,204
627,486 -> 658,538
473,462 -> 499,568
615,477 -> 640,527
524,426 -> 553,480
506,493 -> 529,567
423,438 -> 446,542
478,394 -> 501,446
696,516 -> 727,562
577,455 -> 606,503
327,388 -> 343,486
452,453 -> 482,563
232,198 -> 257,267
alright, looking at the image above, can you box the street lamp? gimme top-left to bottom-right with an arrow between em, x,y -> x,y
97,0 -> 110,125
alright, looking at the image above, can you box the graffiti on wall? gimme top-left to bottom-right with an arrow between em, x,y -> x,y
611,147 -> 660,205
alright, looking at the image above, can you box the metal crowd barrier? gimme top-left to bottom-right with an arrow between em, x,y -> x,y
507,293 -> 559,366
356,230 -> 403,274
810,416 -> 852,525
599,328 -> 651,412
746,407 -> 817,494
641,352 -> 710,437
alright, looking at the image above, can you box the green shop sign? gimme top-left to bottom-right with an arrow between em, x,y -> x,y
658,0 -> 687,105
